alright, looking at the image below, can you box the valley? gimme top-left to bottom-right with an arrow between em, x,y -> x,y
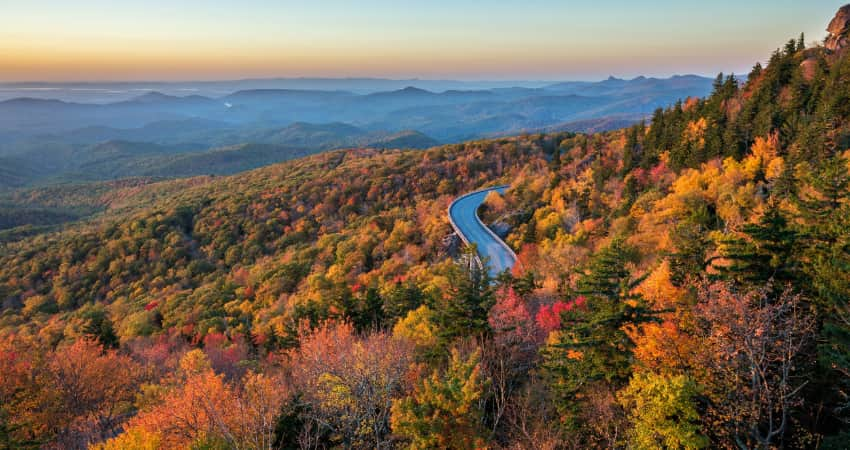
0,76 -> 713,191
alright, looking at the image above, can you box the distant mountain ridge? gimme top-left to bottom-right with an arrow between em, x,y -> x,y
0,74 -> 715,188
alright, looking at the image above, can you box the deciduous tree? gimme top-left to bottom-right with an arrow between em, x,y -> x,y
391,348 -> 490,450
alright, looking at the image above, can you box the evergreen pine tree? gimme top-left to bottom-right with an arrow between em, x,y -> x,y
543,238 -> 657,430
795,154 -> 850,428
622,124 -> 641,175
712,201 -> 798,287
82,307 -> 120,349
354,287 -> 385,331
550,145 -> 561,172
430,246 -> 494,348
382,280 -> 425,323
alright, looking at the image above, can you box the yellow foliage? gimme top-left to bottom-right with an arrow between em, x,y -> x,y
390,348 -> 489,450
90,427 -> 162,450
683,118 -> 708,149
567,349 -> 584,360
483,190 -> 507,214
393,305 -> 438,351
627,320 -> 701,375
619,372 -> 708,449
634,155 -> 770,255
743,133 -> 784,181
750,133 -> 778,163
533,207 -> 563,240
386,219 -> 416,253
550,184 -> 570,215
545,330 -> 563,346
179,349 -> 212,376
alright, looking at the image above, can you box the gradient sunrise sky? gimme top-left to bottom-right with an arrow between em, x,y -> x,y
1,0 -> 844,82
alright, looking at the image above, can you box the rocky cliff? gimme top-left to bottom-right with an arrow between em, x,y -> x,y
826,4 -> 850,52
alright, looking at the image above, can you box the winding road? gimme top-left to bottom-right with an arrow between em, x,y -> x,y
448,185 -> 517,278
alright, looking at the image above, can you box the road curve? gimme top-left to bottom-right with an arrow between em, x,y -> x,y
448,185 -> 517,278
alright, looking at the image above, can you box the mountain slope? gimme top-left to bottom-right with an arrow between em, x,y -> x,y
6,8 -> 850,449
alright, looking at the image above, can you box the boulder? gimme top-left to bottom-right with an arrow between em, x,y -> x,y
490,221 -> 512,239
800,57 -> 819,81
826,4 -> 850,52
441,233 -> 461,258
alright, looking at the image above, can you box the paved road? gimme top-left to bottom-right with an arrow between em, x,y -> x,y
448,185 -> 517,278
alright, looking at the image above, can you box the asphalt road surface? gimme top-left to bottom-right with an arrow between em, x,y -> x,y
448,185 -> 517,278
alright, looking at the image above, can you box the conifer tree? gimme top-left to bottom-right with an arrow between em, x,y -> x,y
354,287 -> 385,331
382,281 -> 425,323
622,123 -> 642,175
430,246 -> 494,348
712,201 -> 798,287
795,154 -> 850,428
543,238 -> 657,429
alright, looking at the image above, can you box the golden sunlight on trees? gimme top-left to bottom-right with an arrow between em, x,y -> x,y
693,282 -> 815,448
619,372 -> 708,449
5,21 -> 850,445
290,321 -> 414,448
391,348 -> 490,450
107,350 -> 287,449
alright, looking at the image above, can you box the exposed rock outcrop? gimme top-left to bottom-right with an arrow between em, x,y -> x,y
441,233 -> 461,258
826,4 -> 850,52
800,57 -> 819,81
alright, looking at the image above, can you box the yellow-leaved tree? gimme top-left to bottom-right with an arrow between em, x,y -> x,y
618,371 -> 708,450
391,348 -> 490,449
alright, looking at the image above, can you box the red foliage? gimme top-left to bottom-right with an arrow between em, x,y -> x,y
649,161 -> 669,184
631,167 -> 649,186
488,288 -> 536,344
203,333 -> 249,380
535,296 -> 587,333
144,300 -> 159,311
126,335 -> 187,378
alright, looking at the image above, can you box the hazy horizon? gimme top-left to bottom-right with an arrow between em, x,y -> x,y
0,74 -> 721,104
3,0 -> 844,82
0,73 -> 711,86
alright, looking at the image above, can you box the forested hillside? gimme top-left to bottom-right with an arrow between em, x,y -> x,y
3,7 -> 850,449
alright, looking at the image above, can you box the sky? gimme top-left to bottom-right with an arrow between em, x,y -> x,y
0,0 -> 846,82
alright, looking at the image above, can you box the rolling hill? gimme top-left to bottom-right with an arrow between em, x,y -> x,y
0,75 -> 715,188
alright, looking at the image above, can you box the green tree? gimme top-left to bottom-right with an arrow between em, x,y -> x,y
796,155 -> 850,428
430,247 -> 494,348
272,395 -> 315,450
712,201 -> 798,287
382,281 -> 425,324
543,238 -> 657,429
390,349 -> 490,450
353,287 -> 385,332
621,123 -> 642,175
81,305 -> 120,349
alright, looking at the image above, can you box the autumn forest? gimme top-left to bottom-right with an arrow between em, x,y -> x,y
4,5 -> 850,450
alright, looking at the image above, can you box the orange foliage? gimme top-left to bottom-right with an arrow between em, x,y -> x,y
633,260 -> 686,309
627,320 -> 701,374
127,350 -> 287,449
